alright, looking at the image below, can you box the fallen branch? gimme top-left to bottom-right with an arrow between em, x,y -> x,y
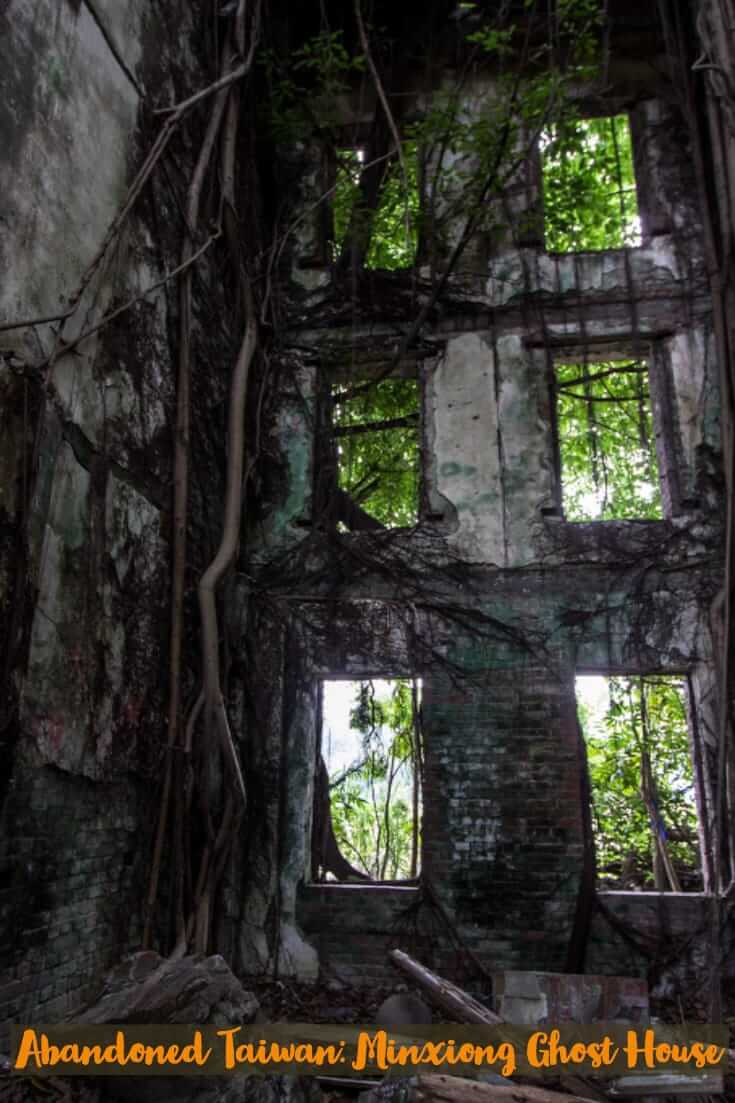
389,949 -> 502,1025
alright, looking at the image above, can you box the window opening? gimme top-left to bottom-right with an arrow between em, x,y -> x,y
320,678 -> 422,881
555,358 -> 662,521
332,143 -> 419,269
576,674 -> 701,891
541,114 -> 641,252
333,376 -> 419,528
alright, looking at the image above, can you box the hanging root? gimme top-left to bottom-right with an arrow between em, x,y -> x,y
144,0 -> 261,954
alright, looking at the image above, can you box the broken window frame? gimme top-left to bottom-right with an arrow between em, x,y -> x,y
575,669 -> 705,894
540,110 -> 643,255
324,364 -> 423,532
311,676 -> 423,885
549,349 -> 666,523
329,139 -> 420,271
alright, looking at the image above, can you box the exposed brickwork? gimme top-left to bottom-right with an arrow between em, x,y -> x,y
297,655 -> 587,984
0,765 -> 151,1045
422,650 -> 584,972
298,885 -> 423,987
587,891 -> 735,1001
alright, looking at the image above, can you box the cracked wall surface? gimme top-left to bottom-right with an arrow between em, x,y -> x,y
0,0 -> 731,1033
243,56 -> 727,994
0,0 -> 237,1038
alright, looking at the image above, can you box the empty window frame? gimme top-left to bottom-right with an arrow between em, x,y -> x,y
555,358 -> 662,521
319,678 -> 422,881
331,143 -> 420,269
541,114 -> 641,253
576,674 -> 701,892
332,375 -> 420,528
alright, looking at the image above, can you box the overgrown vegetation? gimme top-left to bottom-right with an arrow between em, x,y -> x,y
579,675 -> 700,890
259,29 -> 365,142
332,144 -> 420,269
327,680 -> 421,880
333,377 -> 419,527
556,360 -> 662,521
542,114 -> 641,252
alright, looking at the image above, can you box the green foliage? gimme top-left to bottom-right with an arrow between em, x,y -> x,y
330,680 -> 419,880
403,0 -> 602,257
332,150 -> 362,254
259,31 -> 364,141
581,676 -> 700,888
542,115 -> 640,252
261,3 -> 605,276
332,145 -> 420,270
333,377 -> 419,527
329,1 -> 603,271
556,360 -> 662,521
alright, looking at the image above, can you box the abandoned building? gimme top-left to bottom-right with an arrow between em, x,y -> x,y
1,0 -> 735,1087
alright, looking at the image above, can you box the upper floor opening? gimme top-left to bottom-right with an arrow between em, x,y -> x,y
541,113 -> 641,253
328,369 -> 421,531
331,142 -> 420,270
554,355 -> 663,522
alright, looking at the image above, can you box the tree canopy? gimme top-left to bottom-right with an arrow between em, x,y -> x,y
542,114 -> 641,252
579,675 -> 700,890
333,377 -> 420,527
556,360 -> 662,521
328,679 -> 420,880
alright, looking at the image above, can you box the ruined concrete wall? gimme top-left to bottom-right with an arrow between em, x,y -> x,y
587,891 -> 735,1016
278,558 -> 718,985
298,885 -> 428,987
0,0 -> 233,1034
247,62 -> 727,993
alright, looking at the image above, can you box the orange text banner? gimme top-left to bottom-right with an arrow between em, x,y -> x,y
10,1024 -> 728,1079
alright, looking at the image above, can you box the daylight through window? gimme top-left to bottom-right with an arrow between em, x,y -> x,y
332,143 -> 420,269
333,377 -> 419,528
542,114 -> 641,252
576,674 -> 700,892
555,359 -> 662,521
321,678 -> 422,881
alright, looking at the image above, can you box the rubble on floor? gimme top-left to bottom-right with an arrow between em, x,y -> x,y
75,952 -> 259,1027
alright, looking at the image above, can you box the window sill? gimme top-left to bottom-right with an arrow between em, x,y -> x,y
543,243 -> 643,258
304,881 -> 419,891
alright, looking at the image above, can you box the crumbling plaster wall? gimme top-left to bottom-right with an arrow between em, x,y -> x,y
0,0 -> 235,1036
247,71 -> 726,989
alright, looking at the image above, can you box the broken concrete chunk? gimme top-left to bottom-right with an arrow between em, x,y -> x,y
74,951 -> 259,1026
493,971 -> 542,1000
377,994 -> 433,1028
